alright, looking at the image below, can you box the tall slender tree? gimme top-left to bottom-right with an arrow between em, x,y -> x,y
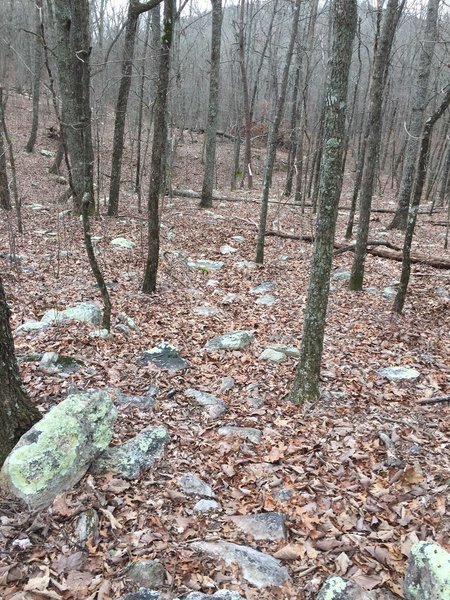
290,0 -> 357,404
25,0 -> 43,153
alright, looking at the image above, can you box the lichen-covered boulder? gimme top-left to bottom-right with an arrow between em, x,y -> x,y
124,559 -> 166,589
204,331 -> 254,351
317,576 -> 398,599
91,426 -> 169,479
41,302 -> 102,326
0,391 -> 116,511
404,541 -> 450,599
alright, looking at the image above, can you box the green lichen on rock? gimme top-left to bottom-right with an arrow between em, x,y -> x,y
0,390 -> 116,511
316,576 -> 348,600
404,542 -> 450,599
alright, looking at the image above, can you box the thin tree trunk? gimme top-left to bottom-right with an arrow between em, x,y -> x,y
135,12 -> 151,207
389,0 -> 440,230
200,0 -> 223,208
238,0 -> 252,189
394,86 -> 450,313
25,0 -> 43,153
255,0 -> 301,265
0,276 -> 41,467
349,0 -> 405,290
1,90 -> 23,233
142,0 -> 174,293
290,0 -> 357,404
0,98 -> 11,211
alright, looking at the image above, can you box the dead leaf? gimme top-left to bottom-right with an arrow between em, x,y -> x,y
273,543 -> 305,560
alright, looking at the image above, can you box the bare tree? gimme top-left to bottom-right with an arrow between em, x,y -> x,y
289,0 -> 357,404
25,0 -> 43,153
238,0 -> 253,189
200,0 -> 223,208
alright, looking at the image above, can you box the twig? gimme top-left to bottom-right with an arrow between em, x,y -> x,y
418,395 -> 450,405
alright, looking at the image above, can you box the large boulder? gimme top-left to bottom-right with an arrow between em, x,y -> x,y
191,540 -> 290,589
91,426 -> 169,479
404,541 -> 450,599
0,391 -> 116,511
41,302 -> 102,326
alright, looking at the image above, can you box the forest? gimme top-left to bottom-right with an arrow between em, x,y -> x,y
0,0 -> 449,598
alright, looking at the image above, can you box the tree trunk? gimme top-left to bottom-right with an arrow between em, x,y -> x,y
349,0 -> 405,291
142,0 -> 174,293
255,0 -> 301,265
0,276 -> 41,467
289,0 -> 357,405
393,86 -> 450,313
388,0 -> 440,230
200,0 -> 223,208
25,0 -> 43,154
0,97 -> 11,211
238,0 -> 252,189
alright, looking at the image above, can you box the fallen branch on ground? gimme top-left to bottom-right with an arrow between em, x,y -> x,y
418,395 -> 450,405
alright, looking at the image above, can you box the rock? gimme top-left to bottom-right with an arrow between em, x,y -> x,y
382,287 -> 397,300
41,302 -> 102,326
251,281 -> 275,294
259,348 -> 286,363
91,426 -> 168,479
138,343 -> 190,371
111,237 -> 135,249
331,269 -> 351,282
273,488 -> 294,502
184,388 -> 227,419
115,323 -> 131,336
39,351 -> 59,369
124,559 -> 166,589
222,293 -> 238,304
15,320 -> 48,334
39,352 -> 85,373
246,383 -> 264,408
118,312 -> 139,331
40,148 -> 55,157
184,592 -> 244,600
317,576 -> 379,599
31,203 -> 46,211
219,376 -> 235,392
191,540 -> 290,589
218,426 -> 262,444
267,343 -> 300,358
118,589 -> 162,600
17,352 -> 43,363
192,305 -> 221,316
404,541 -> 450,599
206,279 -> 219,287
378,366 -> 421,382
231,235 -> 246,243
88,328 -> 111,340
236,260 -> 257,270
205,331 -> 254,351
220,244 -> 237,255
178,473 -> 215,498
229,512 -> 286,541
0,391 -> 116,511
435,287 -> 449,300
116,386 -> 159,408
188,259 -> 224,272
255,294 -> 277,306
76,509 -> 99,543
193,499 -> 219,513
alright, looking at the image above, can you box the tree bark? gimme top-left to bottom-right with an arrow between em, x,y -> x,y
238,0 -> 252,189
142,0 -> 175,293
389,0 -> 440,230
289,0 -> 357,405
349,0 -> 405,291
25,0 -> 43,154
200,0 -> 223,208
0,276 -> 41,467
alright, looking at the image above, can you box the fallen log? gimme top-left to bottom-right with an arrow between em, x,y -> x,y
264,230 -> 450,270
418,395 -> 450,405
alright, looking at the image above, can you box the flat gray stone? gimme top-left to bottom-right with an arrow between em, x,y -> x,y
118,591 -> 161,600
222,293 -> 238,304
178,473 -> 215,498
219,376 -> 235,392
267,343 -> 300,358
192,305 -> 221,316
138,343 -> 190,371
115,386 -> 158,408
205,330 -> 254,351
41,302 -> 102,326
117,312 -> 139,331
259,348 -> 286,363
378,366 -> 420,382
404,541 -> 450,600
88,328 -> 111,339
218,426 -> 262,444
193,499 -> 219,513
331,269 -> 351,281
0,391 -> 116,511
91,426 -> 168,479
236,260 -> 257,270
184,593 -> 245,600
231,236 -> 246,243
124,559 -> 166,589
76,509 -> 99,543
39,352 -> 85,374
191,540 -> 290,589
229,512 -> 286,541
111,237 -> 135,249
255,294 -> 277,306
15,320 -> 48,334
220,244 -> 237,255
184,388 -> 227,419
273,488 -> 294,502
382,287 -> 397,300
317,576 -> 382,599
250,281 -> 275,294
188,259 -> 224,272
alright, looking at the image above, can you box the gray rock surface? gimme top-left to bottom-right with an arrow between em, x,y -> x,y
76,509 -> 99,543
184,593 -> 244,600
91,426 -> 168,479
118,589 -> 162,600
222,293 -> 238,304
41,302 -> 102,326
218,426 -> 262,444
205,331 -> 254,351
236,260 -> 256,270
267,343 -> 300,358
193,499 -> 219,513
178,473 -> 215,498
331,269 -> 351,282
251,281 -> 275,294
382,287 -> 397,300
184,389 -> 227,419
229,512 -> 286,541
255,294 -> 277,306
188,259 -> 224,271
378,366 -> 421,382
139,343 -> 190,371
219,376 -> 235,392
191,540 -> 290,589
39,352 -> 85,374
116,386 -> 159,408
192,306 -> 221,316
15,320 -> 48,334
124,560 -> 166,589
404,541 -> 450,599
317,576 -> 385,599
220,244 -> 237,254
259,348 -> 286,363
111,237 -> 135,249
0,390 -> 116,510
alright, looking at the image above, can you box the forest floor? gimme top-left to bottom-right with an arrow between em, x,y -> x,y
1,93 -> 450,600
